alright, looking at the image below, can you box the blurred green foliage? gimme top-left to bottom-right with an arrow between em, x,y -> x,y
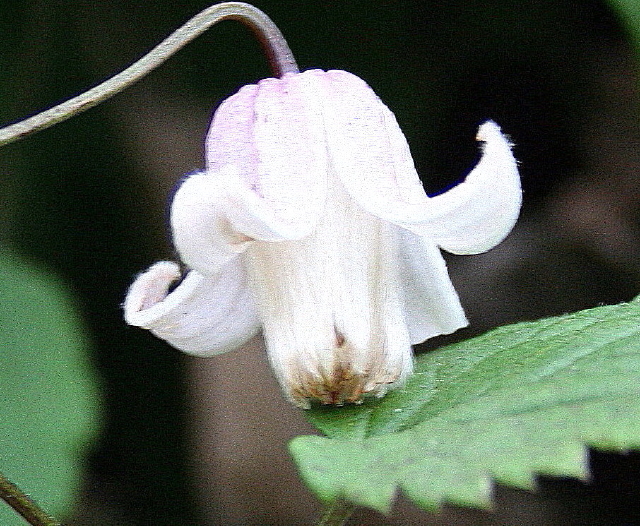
0,249 -> 99,525
609,0 -> 640,53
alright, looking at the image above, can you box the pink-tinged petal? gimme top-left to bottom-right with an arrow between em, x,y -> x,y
411,121 -> 522,254
124,260 -> 260,356
319,72 -> 520,254
170,171 -> 249,277
206,83 -> 260,182
205,70 -> 328,239
171,168 -> 319,279
319,69 -> 431,219
397,228 -> 468,344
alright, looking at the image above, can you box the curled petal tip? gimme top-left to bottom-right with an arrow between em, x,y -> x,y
477,120 -> 516,152
124,261 -> 182,326
171,171 -> 245,277
124,260 -> 260,356
411,119 -> 521,255
476,119 -> 502,140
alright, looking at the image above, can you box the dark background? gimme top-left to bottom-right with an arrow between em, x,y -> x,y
2,1 -> 640,524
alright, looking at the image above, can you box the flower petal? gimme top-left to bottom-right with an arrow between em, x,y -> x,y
410,120 -> 522,254
319,69 -> 431,218
243,178 -> 414,406
205,70 -> 328,240
123,260 -> 260,356
318,71 -> 520,254
397,228 -> 468,344
170,170 -> 248,276
222,164 -> 320,241
172,165 -> 325,278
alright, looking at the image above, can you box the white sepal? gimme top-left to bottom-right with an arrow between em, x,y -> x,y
170,171 -> 248,277
124,260 -> 260,356
205,71 -> 328,241
319,69 -> 431,221
396,228 -> 468,344
243,176 -> 415,407
415,120 -> 522,254
318,74 -> 520,256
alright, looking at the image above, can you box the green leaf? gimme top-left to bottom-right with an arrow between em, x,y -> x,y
607,0 -> 640,55
290,297 -> 640,514
0,249 -> 100,525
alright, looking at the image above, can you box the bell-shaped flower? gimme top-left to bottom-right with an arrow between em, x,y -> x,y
124,69 -> 521,408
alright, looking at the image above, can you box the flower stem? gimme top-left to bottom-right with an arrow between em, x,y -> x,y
0,2 -> 298,147
316,500 -> 356,526
0,471 -> 61,526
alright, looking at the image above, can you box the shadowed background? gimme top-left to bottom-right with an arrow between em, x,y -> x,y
1,1 -> 640,524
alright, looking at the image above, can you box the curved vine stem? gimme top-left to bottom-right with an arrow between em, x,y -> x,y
0,2 -> 298,147
0,471 -> 61,526
316,500 -> 356,526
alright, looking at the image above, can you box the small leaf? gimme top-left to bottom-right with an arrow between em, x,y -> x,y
0,249 -> 100,525
290,297 -> 640,513
608,0 -> 640,54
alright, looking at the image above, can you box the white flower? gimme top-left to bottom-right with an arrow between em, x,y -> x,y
124,69 -> 521,408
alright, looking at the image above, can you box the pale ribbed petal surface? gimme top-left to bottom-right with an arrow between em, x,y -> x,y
222,164 -> 319,241
206,70 -> 328,239
124,260 -> 260,356
171,171 -> 247,276
244,177 -> 413,407
413,121 -> 522,254
396,228 -> 469,344
319,71 -> 520,255
319,69 -> 431,219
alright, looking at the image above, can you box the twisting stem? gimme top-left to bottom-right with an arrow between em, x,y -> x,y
0,471 -> 61,526
316,500 -> 356,526
0,2 -> 298,147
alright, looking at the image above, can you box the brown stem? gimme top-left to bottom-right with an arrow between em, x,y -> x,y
316,500 -> 356,526
0,2 -> 298,147
0,471 -> 61,526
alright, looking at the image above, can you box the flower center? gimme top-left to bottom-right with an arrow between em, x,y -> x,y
243,168 -> 413,407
